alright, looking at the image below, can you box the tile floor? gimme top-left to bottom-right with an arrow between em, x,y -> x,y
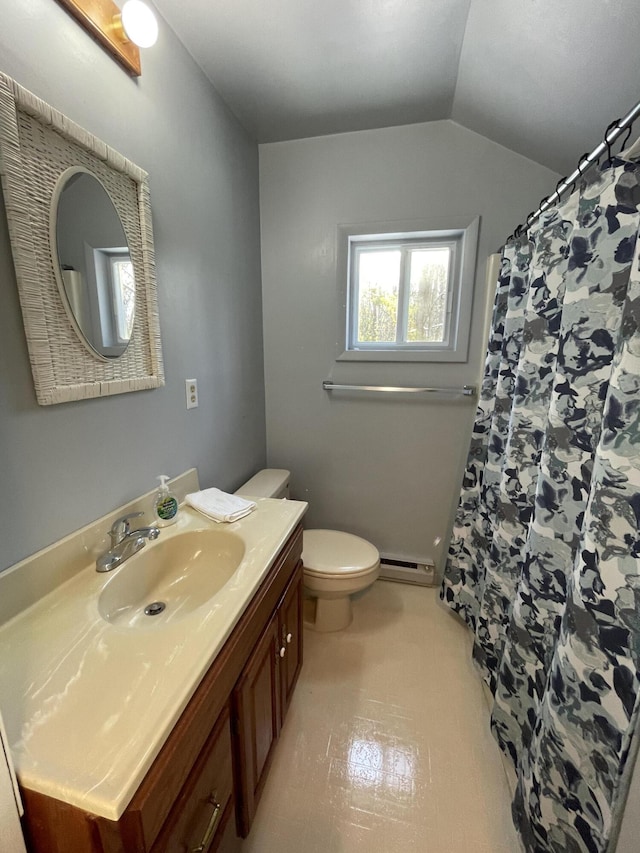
241,581 -> 521,852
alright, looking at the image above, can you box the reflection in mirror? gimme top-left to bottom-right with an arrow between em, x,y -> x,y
53,169 -> 135,359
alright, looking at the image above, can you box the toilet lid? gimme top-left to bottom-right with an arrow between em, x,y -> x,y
302,529 -> 380,578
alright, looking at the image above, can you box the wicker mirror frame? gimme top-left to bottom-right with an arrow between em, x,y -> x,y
0,73 -> 164,405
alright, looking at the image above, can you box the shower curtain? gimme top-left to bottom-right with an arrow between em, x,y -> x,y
441,153 -> 640,853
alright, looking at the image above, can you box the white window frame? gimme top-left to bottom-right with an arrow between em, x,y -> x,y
349,238 -> 459,351
337,216 -> 479,363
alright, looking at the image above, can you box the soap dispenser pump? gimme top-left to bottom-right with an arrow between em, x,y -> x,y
153,475 -> 178,526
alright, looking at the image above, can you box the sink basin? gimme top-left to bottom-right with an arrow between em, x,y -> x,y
98,529 -> 245,627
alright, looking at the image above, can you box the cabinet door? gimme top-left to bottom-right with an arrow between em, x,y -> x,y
232,615 -> 281,837
278,562 -> 303,721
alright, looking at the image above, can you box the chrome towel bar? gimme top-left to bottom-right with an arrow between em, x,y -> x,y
322,381 -> 476,397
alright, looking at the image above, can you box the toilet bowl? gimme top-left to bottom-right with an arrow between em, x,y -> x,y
302,529 -> 380,631
236,470 -> 380,632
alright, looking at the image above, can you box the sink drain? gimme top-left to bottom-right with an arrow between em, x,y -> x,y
144,601 -> 166,616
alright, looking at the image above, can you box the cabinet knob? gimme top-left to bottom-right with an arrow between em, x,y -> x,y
279,646 -> 286,658
286,632 -> 292,644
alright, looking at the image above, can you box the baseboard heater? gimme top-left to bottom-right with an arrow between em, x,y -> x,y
378,556 -> 435,586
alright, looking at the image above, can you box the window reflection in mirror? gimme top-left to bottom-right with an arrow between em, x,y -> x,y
53,169 -> 135,359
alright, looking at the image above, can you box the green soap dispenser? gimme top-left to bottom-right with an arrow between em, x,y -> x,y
153,475 -> 178,526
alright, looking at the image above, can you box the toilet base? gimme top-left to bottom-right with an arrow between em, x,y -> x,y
304,594 -> 353,632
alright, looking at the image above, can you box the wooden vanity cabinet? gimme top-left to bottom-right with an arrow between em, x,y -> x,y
232,564 -> 303,837
20,524 -> 303,853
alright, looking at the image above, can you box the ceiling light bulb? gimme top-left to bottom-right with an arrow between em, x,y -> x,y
120,1 -> 158,48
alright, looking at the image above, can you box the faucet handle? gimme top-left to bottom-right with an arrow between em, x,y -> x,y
109,512 -> 144,546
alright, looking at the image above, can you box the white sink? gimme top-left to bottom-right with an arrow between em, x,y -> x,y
98,529 -> 245,627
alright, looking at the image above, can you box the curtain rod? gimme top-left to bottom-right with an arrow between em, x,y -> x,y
512,99 -> 640,239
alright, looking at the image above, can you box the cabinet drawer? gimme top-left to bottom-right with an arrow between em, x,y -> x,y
152,706 -> 234,852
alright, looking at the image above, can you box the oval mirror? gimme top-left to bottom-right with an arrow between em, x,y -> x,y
52,168 -> 135,359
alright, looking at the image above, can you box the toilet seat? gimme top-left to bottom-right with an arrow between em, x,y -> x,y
302,530 -> 380,578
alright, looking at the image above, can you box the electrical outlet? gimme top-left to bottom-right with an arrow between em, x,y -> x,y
186,378 -> 198,409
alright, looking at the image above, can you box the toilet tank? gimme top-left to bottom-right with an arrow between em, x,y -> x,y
235,469 -> 290,499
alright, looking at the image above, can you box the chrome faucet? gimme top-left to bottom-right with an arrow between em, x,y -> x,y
96,511 -> 160,573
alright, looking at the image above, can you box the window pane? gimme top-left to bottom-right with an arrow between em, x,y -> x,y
112,259 -> 135,341
356,250 -> 400,342
406,248 -> 450,342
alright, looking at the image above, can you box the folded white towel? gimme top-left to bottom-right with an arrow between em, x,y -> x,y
185,488 -> 257,523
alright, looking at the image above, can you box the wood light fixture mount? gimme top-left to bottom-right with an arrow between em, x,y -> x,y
56,0 -> 158,76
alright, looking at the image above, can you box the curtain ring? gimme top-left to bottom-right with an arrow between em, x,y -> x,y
577,152 -> 591,173
621,123 -> 633,149
604,118 -> 621,164
570,153 -> 590,193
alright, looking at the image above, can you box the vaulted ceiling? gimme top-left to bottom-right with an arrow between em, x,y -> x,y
153,0 -> 640,175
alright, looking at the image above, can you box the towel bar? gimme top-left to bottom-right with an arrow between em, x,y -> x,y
322,381 -> 476,397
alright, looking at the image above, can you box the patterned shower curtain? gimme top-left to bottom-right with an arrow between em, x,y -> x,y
441,153 -> 640,853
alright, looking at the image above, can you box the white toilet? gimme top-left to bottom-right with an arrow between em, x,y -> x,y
236,469 -> 380,632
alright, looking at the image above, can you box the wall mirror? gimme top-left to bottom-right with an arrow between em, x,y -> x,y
0,72 -> 164,404
52,168 -> 135,360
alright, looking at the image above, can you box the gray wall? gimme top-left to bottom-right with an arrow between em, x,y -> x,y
0,2 -> 266,571
259,121 -> 559,571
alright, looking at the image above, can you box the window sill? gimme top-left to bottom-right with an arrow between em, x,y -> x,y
337,348 -> 469,363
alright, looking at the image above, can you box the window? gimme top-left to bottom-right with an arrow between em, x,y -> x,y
110,255 -> 135,342
90,246 -> 135,354
338,217 -> 479,362
351,239 -> 456,348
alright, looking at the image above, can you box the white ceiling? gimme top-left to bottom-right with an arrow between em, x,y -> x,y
153,0 -> 640,174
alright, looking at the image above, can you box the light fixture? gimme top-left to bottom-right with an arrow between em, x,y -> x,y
118,1 -> 159,49
56,0 -> 159,76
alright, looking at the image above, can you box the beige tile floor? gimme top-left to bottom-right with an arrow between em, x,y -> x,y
241,581 -> 522,853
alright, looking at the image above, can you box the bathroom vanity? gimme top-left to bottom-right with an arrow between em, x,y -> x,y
0,477 -> 306,853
